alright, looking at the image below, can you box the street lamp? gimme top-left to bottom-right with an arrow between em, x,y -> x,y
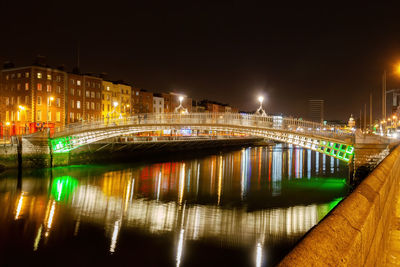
255,95 -> 267,116
174,95 -> 188,114
113,101 -> 118,119
47,96 -> 54,128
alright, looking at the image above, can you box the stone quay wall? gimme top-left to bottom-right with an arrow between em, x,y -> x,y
279,146 -> 400,266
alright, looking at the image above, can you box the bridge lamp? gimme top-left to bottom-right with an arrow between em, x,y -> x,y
5,122 -> 10,126
179,96 -> 184,105
258,96 -> 264,106
113,101 -> 118,107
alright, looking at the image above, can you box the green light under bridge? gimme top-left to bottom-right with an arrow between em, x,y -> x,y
317,141 -> 354,163
51,176 -> 79,202
50,136 -> 78,153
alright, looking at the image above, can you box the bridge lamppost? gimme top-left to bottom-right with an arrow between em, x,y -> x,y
174,95 -> 188,114
255,96 -> 267,116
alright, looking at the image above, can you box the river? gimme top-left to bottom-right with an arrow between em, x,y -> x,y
0,144 -> 350,266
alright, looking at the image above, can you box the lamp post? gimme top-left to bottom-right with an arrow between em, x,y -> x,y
18,105 -> 26,134
47,96 -> 54,129
174,95 -> 188,114
255,95 -> 266,116
113,101 -> 118,120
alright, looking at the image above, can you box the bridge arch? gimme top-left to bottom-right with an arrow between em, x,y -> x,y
50,113 -> 354,162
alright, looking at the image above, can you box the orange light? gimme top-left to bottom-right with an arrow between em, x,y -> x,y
5,122 -> 10,126
395,63 -> 400,76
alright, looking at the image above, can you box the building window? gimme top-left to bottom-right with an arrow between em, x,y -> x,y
86,102 -> 90,109
70,112 -> 74,122
37,110 -> 42,121
25,72 -> 29,78
17,73 -> 21,78
96,103 -> 100,110
25,96 -> 29,104
78,90 -> 81,96
71,100 -> 74,108
91,102 -> 95,110
56,112 -> 61,122
56,98 -> 60,107
6,111 -> 9,121
102,104 -> 104,111
56,76 -> 61,82
5,97 -> 9,105
76,113 -> 81,120
71,79 -> 75,85
86,91 -> 90,97
17,111 -> 20,121
77,80 -> 81,86
91,92 -> 95,98
5,75 -> 9,80
71,88 -> 75,95
106,95 -> 110,101
136,91 -> 139,96
47,85 -> 52,92
25,83 -> 29,90
47,111 -> 51,121
37,72 -> 42,79
11,73 -> 15,79
37,83 -> 42,91
56,86 -> 61,93
96,92 -> 100,99
11,97 -> 14,105
17,96 -> 20,105
17,84 -> 21,90
37,96 -> 42,105
47,74 -> 52,80
106,86 -> 110,91
77,101 -> 81,109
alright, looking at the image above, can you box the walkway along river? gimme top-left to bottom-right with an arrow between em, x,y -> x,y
0,144 -> 350,266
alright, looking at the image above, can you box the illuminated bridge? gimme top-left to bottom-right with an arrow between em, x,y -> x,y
50,113 -> 355,162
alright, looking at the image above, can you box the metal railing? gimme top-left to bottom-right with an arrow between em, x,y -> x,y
51,113 -> 353,141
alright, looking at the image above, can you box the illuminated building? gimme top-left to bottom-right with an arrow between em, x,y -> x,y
153,94 -> 164,114
162,92 -> 192,113
0,61 -> 67,131
131,88 -> 153,113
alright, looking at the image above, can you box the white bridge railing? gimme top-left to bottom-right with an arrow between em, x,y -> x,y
51,113 -> 353,141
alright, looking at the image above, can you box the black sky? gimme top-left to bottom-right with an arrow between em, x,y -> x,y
2,1 -> 400,120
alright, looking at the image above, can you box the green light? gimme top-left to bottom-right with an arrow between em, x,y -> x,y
51,176 -> 78,202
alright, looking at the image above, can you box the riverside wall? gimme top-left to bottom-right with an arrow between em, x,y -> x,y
278,145 -> 400,266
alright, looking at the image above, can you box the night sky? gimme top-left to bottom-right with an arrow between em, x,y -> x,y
2,1 -> 400,120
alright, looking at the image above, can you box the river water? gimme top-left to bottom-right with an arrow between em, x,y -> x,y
0,144 -> 350,267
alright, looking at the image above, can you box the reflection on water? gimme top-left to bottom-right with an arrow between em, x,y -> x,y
0,145 -> 349,266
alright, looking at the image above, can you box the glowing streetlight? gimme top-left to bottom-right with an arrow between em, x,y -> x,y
18,105 -> 26,111
113,101 -> 118,107
175,95 -> 188,114
255,95 -> 266,116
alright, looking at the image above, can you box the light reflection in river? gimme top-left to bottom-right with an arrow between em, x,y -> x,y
0,145 -> 348,267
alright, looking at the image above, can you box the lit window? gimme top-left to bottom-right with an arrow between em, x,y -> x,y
56,86 -> 61,93
37,96 -> 42,105
77,80 -> 81,86
37,83 -> 42,91
56,98 -> 60,107
107,86 -> 110,91
47,111 -> 51,121
47,85 -> 52,92
47,74 -> 52,80
136,92 -> 139,96
56,112 -> 61,122
56,76 -> 61,82
37,72 -> 42,79
86,102 -> 90,109
17,111 -> 20,121
25,83 -> 29,90
96,103 -> 100,110
71,100 -> 74,108
71,79 -> 75,85
5,97 -> 9,105
91,92 -> 95,98
71,88 -> 75,95
86,91 -> 90,97
77,113 -> 81,120
25,72 -> 29,78
70,112 -> 74,122
91,102 -> 95,110
17,73 -> 21,78
6,111 -> 9,121
77,101 -> 81,109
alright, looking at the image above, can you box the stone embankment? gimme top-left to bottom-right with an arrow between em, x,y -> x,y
279,145 -> 400,266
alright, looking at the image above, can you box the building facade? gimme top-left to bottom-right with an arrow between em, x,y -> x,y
153,94 -> 164,114
0,66 -> 67,132
131,89 -> 153,113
